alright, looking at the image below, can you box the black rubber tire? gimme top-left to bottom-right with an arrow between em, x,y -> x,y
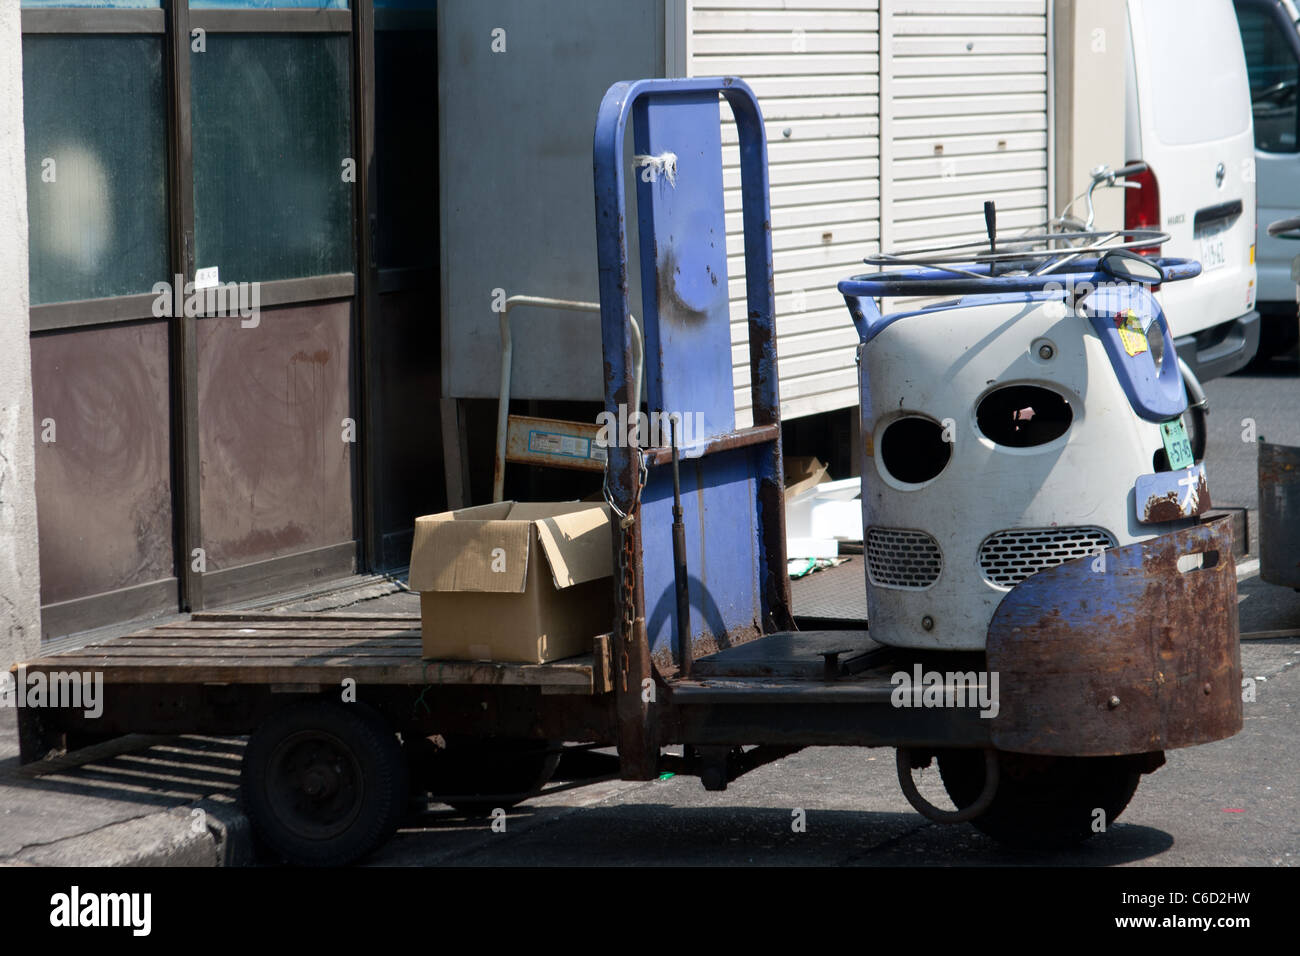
1250,312 -> 1299,364
1184,403 -> 1207,463
408,736 -> 561,817
937,750 -> 1141,850
240,700 -> 408,866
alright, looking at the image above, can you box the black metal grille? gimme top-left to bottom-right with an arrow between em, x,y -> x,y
866,527 -> 942,589
978,526 -> 1117,588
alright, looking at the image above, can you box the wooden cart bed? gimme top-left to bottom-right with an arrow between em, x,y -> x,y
16,611 -> 609,695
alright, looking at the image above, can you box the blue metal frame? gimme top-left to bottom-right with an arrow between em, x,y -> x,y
593,77 -> 791,676
840,258 -> 1201,423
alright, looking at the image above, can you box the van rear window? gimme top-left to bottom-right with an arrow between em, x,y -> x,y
1135,0 -> 1252,145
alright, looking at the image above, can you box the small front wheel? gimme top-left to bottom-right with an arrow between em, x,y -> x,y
241,700 -> 408,866
937,750 -> 1143,850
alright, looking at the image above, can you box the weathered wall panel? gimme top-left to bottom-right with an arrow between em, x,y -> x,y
196,301 -> 354,571
31,320 -> 175,605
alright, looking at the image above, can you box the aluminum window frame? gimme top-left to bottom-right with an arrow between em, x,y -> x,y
23,0 -> 375,633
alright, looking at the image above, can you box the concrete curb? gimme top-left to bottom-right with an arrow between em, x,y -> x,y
194,796 -> 256,866
0,798 -> 256,868
6,807 -> 219,867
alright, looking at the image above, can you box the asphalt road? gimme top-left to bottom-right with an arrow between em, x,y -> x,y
371,352 -> 1300,867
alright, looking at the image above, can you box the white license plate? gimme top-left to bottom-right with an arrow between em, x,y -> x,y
1195,221 -> 1229,272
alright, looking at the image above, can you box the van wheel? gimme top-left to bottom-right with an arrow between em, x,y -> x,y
937,750 -> 1142,850
408,736 -> 561,816
241,700 -> 408,866
1250,313 -> 1299,364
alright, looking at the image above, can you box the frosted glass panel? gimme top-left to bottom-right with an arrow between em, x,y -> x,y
191,34 -> 354,283
22,36 -> 169,305
190,1 -> 346,8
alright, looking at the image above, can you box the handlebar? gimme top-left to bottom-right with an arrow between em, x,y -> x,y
838,256 -> 1201,299
1111,162 -> 1148,179
1056,161 -> 1148,232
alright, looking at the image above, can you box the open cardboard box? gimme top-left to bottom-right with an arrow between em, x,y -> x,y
784,456 -> 830,500
407,501 -> 613,663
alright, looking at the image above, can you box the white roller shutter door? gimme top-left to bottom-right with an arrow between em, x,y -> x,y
688,0 -> 1050,424
881,0 -> 1050,251
691,0 -> 881,426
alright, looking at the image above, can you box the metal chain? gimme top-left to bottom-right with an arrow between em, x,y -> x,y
603,449 -> 646,692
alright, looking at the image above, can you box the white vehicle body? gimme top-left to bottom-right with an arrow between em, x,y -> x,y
859,295 -> 1178,651
1233,0 -> 1300,354
1126,0 -> 1261,378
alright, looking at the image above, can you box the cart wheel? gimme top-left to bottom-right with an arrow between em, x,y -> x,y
407,735 -> 561,817
936,750 -> 1141,850
240,700 -> 409,866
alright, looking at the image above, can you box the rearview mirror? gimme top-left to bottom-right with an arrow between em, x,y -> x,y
1100,249 -> 1163,285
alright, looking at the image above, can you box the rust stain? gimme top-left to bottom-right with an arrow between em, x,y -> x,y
227,523 -> 310,558
986,518 -> 1241,756
1144,491 -> 1184,523
656,247 -> 709,326
1142,474 -> 1211,523
290,349 -> 331,366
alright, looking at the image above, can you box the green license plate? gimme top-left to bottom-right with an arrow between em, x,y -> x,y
1161,418 -> 1194,470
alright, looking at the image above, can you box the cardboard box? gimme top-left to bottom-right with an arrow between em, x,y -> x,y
408,501 -> 613,663
784,456 -> 830,500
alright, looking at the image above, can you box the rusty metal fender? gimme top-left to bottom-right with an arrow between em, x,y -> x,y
1259,441 -> 1300,589
985,517 -> 1242,756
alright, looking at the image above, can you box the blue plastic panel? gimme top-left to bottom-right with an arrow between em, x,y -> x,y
1083,284 -> 1186,422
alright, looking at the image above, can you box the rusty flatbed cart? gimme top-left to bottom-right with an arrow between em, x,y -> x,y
14,78 -> 1243,865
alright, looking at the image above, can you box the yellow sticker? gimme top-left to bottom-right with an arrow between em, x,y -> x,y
1118,326 -> 1148,356
1115,309 -> 1148,356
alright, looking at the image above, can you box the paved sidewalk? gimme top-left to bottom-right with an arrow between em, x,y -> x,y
0,710 -> 251,866
0,573 -> 413,867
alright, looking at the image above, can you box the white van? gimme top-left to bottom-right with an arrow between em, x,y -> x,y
1232,0 -> 1300,358
1125,0 -> 1260,433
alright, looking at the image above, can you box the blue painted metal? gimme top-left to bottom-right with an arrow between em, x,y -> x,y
593,77 -> 789,671
633,92 -> 735,447
839,257 -> 1198,422
639,449 -> 763,658
837,257 -> 1200,304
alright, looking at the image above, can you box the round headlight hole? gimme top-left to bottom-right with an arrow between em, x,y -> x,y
879,416 -> 952,484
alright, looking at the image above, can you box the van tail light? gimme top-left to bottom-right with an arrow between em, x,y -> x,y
1124,164 -> 1162,258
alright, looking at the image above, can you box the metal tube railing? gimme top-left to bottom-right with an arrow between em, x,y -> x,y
494,295 -> 643,502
